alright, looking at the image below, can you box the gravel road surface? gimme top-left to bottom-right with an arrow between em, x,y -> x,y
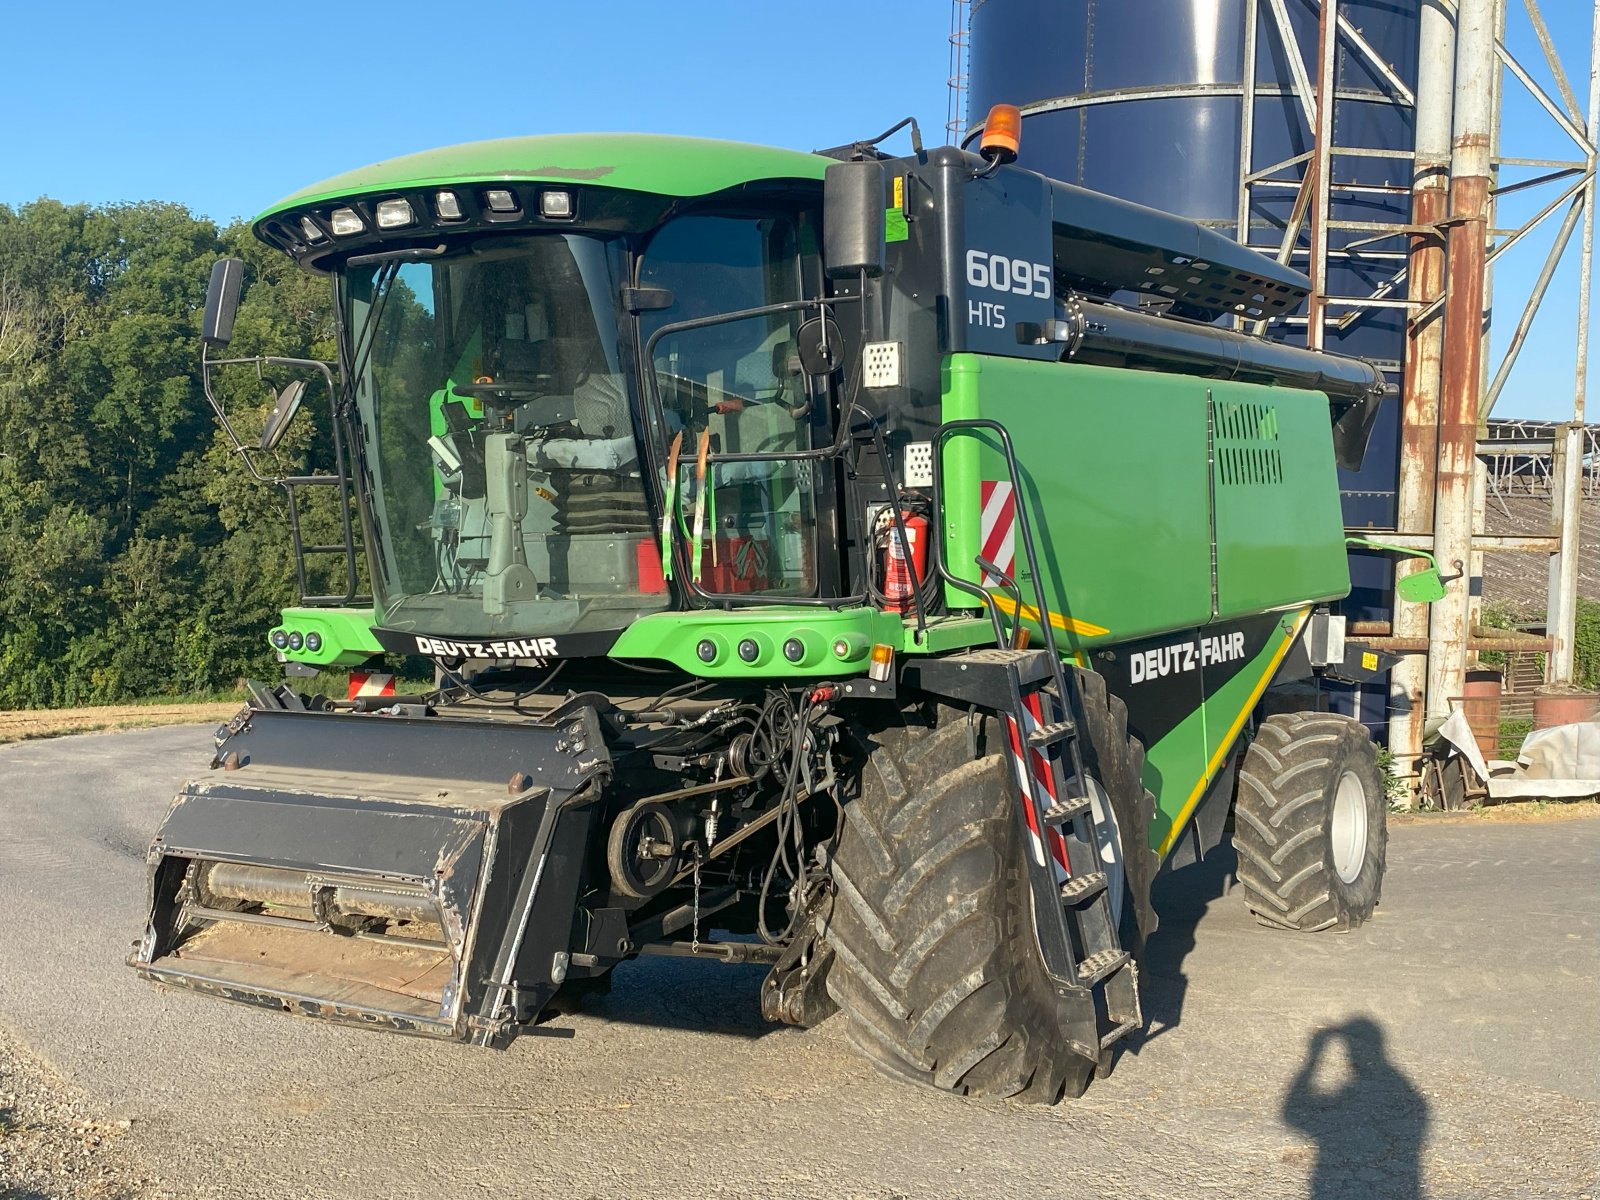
1,725 -> 1596,1199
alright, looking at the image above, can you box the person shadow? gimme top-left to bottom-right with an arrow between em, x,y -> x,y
1281,1017 -> 1430,1199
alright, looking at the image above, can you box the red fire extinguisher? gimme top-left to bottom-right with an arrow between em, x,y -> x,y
882,512 -> 929,613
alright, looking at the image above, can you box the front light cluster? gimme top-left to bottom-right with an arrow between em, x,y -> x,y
269,627 -> 323,655
293,188 -> 575,244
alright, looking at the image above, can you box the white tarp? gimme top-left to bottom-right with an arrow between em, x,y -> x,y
1435,711 -> 1600,800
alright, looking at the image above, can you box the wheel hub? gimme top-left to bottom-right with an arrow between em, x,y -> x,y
1330,770 -> 1369,884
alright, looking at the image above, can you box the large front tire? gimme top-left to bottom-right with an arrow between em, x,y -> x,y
1234,712 -> 1386,932
824,674 -> 1155,1103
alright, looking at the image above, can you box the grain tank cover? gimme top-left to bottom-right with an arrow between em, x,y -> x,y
1048,180 -> 1310,322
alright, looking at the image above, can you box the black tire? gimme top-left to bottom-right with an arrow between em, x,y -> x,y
824,670 -> 1155,1103
1074,669 -> 1160,958
1234,712 -> 1387,932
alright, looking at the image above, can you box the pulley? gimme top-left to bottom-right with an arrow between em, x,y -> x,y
606,801 -> 681,899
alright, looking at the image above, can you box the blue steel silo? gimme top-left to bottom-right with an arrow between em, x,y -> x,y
966,0 -> 1418,726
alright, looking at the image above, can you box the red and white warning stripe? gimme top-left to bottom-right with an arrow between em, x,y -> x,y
1003,693 -> 1070,875
347,671 -> 396,701
979,480 -> 1016,587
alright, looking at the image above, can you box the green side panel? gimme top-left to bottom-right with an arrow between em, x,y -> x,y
610,607 -> 905,678
257,134 -> 831,220
941,355 -> 1215,648
1141,611 -> 1307,856
1210,384 -> 1349,615
270,607 -> 384,668
1141,705 -> 1211,856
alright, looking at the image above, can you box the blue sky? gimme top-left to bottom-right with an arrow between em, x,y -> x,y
0,1 -> 1593,422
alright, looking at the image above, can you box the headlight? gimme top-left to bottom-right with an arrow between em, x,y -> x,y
435,191 -> 464,220
375,198 -> 415,229
329,207 -> 364,236
483,189 -> 519,215
304,632 -> 323,653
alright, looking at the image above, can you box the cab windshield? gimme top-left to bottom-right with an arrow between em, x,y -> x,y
346,234 -> 664,637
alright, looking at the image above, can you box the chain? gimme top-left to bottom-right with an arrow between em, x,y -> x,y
690,852 -> 702,954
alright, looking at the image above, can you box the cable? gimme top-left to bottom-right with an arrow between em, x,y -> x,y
758,689 -> 822,945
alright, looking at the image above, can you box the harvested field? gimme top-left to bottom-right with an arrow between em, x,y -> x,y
0,703 -> 242,746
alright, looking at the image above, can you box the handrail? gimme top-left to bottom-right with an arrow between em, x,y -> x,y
931,418 -> 1070,704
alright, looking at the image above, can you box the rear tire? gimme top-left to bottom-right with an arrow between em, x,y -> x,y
1234,712 -> 1386,932
824,672 -> 1155,1103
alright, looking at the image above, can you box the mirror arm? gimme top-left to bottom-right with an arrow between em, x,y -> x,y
199,348 -> 339,485
201,342 -> 273,484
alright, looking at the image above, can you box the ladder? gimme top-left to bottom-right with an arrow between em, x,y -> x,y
925,419 -> 1141,1063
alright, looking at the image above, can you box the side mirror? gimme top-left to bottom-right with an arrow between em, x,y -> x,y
260,380 -> 306,451
793,315 -> 845,377
1346,537 -> 1453,605
823,159 -> 886,280
621,285 -> 674,312
202,258 -> 244,346
1395,568 -> 1447,605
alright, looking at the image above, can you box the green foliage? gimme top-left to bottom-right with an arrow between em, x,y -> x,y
1574,597 -> 1600,691
1498,716 -> 1534,759
1373,746 -> 1410,807
0,199 -> 334,706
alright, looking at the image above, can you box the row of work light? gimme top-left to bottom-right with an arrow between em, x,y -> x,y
296,187 -> 576,245
270,627 -> 322,654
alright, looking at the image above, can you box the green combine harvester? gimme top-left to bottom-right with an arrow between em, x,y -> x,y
133,114 -> 1405,1102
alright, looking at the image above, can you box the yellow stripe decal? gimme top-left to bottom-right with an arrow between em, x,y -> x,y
990,594 -> 1110,639
1155,608 -> 1312,858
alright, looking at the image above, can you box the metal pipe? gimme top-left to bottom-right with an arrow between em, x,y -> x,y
1360,635 -> 1555,653
1305,0 -> 1338,351
1428,0 -> 1496,730
1235,0 -> 1260,271
1064,297 -> 1384,407
1549,8 -> 1600,687
1390,0 -> 1456,785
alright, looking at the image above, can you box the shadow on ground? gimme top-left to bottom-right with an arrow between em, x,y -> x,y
1283,1016 -> 1429,1200
1133,842 -> 1239,1046
575,939 -> 782,1040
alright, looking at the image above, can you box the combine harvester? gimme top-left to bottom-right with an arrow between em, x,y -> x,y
133,110 -> 1410,1101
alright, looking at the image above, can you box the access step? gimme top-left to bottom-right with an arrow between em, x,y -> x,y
1076,947 -> 1132,986
1042,795 -> 1092,824
1026,720 -> 1075,748
1099,1014 -> 1141,1050
1059,871 -> 1107,904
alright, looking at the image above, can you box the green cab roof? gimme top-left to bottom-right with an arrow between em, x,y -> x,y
256,132 -> 832,221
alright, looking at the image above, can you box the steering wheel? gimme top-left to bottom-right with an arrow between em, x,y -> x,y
452,379 -> 551,408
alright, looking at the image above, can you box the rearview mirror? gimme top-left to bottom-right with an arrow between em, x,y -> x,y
260,380 -> 306,451
202,258 -> 244,346
794,315 -> 845,377
1395,568 -> 1447,604
1346,536 -> 1450,605
823,159 -> 886,280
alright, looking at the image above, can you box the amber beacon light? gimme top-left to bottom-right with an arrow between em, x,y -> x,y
979,103 -> 1022,167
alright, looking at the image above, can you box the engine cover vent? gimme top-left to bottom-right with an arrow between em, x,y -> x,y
1216,400 -> 1283,487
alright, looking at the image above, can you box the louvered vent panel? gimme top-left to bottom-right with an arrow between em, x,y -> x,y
1216,401 -> 1283,486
